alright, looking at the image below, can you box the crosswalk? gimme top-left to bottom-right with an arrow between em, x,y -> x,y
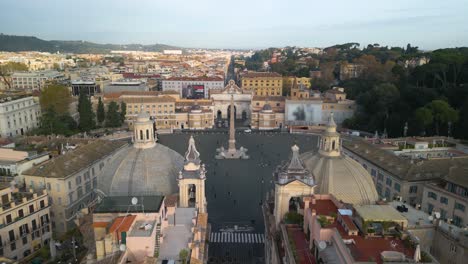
210,232 -> 265,244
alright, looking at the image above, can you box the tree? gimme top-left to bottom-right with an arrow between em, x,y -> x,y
77,88 -> 95,131
414,107 -> 433,135
0,62 -> 28,89
97,97 -> 105,125
105,101 -> 121,128
120,101 -> 127,123
36,107 -> 77,136
40,83 -> 71,114
426,100 -> 459,135
179,249 -> 189,264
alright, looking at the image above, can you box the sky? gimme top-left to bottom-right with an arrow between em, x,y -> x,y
1,0 -> 467,50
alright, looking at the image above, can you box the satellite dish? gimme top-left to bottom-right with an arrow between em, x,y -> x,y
434,212 -> 441,219
318,241 -> 327,251
131,197 -> 138,205
119,244 -> 126,252
428,215 -> 434,221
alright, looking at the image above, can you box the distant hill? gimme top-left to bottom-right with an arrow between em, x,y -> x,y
0,34 -> 181,54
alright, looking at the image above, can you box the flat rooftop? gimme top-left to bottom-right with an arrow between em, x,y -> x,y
128,220 -> 156,237
94,195 -> 164,214
388,201 -> 433,228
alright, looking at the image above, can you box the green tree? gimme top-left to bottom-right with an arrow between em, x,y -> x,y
414,107 -> 433,135
105,101 -> 122,128
77,88 -> 95,131
426,100 -> 459,135
40,83 -> 71,114
36,107 -> 77,136
179,249 -> 189,264
97,97 -> 105,125
0,62 -> 28,89
120,101 -> 127,123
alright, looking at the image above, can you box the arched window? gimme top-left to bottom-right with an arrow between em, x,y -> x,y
140,130 -> 143,140
332,140 -> 336,150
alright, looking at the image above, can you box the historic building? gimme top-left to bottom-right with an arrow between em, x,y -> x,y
322,87 -> 355,124
104,91 -> 214,131
178,136 -> 207,213
300,114 -> 379,205
250,96 -> 285,130
91,135 -> 209,263
342,137 -> 468,209
11,70 -> 65,91
22,140 -> 128,234
0,96 -> 41,138
211,80 -> 253,120
0,183 -> 51,261
240,71 -> 283,96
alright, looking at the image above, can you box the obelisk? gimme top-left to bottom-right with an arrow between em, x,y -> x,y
228,94 -> 236,152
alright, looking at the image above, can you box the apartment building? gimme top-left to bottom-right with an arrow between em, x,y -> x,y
240,72 -> 283,96
0,183 -> 51,261
421,168 -> 467,227
22,140 -> 128,234
11,70 -> 65,91
342,137 -> 468,209
0,96 -> 41,138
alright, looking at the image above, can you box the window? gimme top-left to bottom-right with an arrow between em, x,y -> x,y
385,188 -> 391,199
409,185 -> 418,193
371,169 -> 376,177
46,183 -> 51,191
68,181 -> 72,190
77,186 -> 83,197
386,178 -> 392,186
68,192 -> 74,203
9,230 -> 15,241
40,200 -> 45,208
453,215 -> 463,226
377,172 -> 384,181
6,214 -> 12,224
440,209 -> 447,220
427,203 -> 434,214
76,176 -> 82,185
428,192 -> 437,200
18,209 -> 24,218
394,183 -> 401,192
29,205 -> 34,213
440,196 -> 448,205
455,202 -> 465,212
56,183 -> 61,192
58,197 -> 62,205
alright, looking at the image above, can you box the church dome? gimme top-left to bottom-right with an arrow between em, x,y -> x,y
300,114 -> 379,205
98,114 -> 184,196
98,144 -> 184,196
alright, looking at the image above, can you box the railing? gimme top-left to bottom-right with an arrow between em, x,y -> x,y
1,204 -> 50,228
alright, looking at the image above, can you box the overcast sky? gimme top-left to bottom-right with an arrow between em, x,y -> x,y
1,0 -> 467,49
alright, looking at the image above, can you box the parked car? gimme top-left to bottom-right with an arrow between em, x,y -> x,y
244,129 -> 252,133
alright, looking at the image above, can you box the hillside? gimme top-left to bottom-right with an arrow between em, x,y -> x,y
0,34 -> 181,54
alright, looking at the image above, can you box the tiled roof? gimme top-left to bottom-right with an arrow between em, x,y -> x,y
23,140 -> 127,178
342,137 -> 468,182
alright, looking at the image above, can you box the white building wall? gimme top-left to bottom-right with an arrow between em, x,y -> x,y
0,97 -> 41,138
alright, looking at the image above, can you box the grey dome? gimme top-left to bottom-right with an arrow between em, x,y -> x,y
98,144 -> 184,196
300,151 -> 379,205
